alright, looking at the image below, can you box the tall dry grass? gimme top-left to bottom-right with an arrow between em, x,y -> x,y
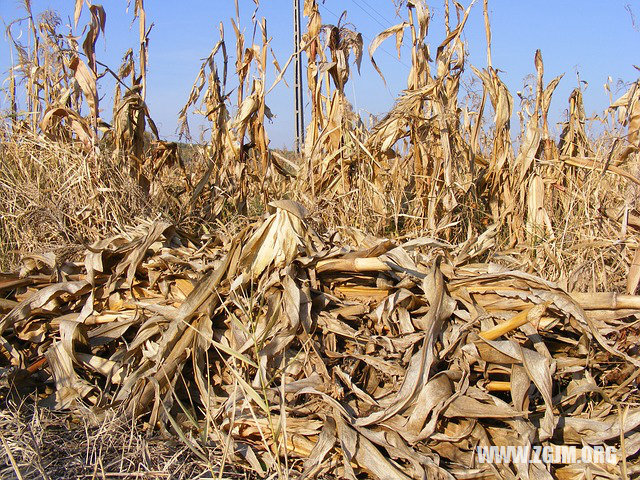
0,128 -> 148,269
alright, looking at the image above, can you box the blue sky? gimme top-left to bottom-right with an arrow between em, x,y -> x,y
1,0 -> 638,148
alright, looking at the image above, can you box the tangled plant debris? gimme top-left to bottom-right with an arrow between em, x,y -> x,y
1,202 -> 639,479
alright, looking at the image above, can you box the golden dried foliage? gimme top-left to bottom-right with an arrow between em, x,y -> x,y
2,2 -> 640,479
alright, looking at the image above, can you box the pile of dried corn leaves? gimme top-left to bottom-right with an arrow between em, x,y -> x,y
1,201 -> 640,480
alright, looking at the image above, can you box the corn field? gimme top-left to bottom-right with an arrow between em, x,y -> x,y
1,1 -> 640,479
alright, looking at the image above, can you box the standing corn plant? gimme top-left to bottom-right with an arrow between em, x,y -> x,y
367,0 -> 476,235
302,1 -> 365,198
179,23 -> 236,216
110,48 -> 159,194
6,4 -> 99,148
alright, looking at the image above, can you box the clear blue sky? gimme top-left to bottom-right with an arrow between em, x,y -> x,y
1,1 -> 638,148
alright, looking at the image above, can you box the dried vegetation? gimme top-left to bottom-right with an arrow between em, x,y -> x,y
1,1 -> 640,479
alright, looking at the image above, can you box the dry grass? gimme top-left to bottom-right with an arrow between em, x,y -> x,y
0,127 -> 168,271
0,398 -> 256,479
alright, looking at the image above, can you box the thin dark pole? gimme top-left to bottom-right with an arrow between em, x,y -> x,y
293,0 -> 304,153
